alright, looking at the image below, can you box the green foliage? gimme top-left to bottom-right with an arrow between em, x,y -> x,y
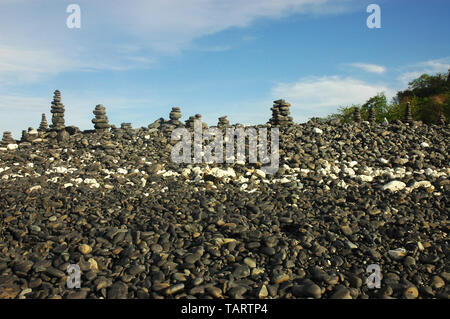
360,93 -> 389,122
397,71 -> 450,101
328,104 -> 360,123
327,70 -> 450,124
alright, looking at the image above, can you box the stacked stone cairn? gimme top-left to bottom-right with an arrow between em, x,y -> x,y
20,128 -> 39,143
1,131 -> 15,147
269,99 -> 293,127
368,105 -> 376,123
438,113 -> 446,125
218,116 -> 231,128
50,90 -> 66,131
92,104 -> 110,132
185,116 -> 196,129
168,107 -> 183,127
50,90 -> 69,141
353,107 -> 361,122
121,123 -> 132,130
185,114 -> 207,129
38,114 -> 48,134
404,102 -> 413,124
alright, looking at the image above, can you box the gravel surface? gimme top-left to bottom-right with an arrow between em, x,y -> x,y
0,109 -> 449,299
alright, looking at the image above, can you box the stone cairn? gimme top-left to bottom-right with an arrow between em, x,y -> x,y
185,114 -> 207,129
168,107 -> 183,127
368,105 -> 376,123
20,130 -> 28,142
20,127 -> 38,142
121,123 -> 132,130
92,104 -> 110,132
1,131 -> 15,147
185,116 -> 196,129
404,102 -> 413,124
218,116 -> 231,128
269,99 -> 293,126
353,107 -> 361,122
50,90 -> 66,131
38,113 -> 48,133
438,113 -> 446,125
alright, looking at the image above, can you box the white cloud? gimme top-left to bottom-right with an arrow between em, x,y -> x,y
397,57 -> 450,86
348,63 -> 386,74
272,76 -> 395,119
0,0 -> 355,85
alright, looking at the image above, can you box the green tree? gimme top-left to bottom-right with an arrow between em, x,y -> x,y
326,71 -> 450,124
360,93 -> 389,122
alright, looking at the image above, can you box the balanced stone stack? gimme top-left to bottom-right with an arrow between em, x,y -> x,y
38,114 -> 48,133
92,104 -> 110,132
368,105 -> 376,123
404,102 -> 413,124
269,99 -> 293,127
1,131 -> 15,147
218,116 -> 231,128
50,90 -> 66,131
21,129 -> 38,143
438,113 -> 446,125
186,114 -> 207,129
121,123 -> 132,130
168,107 -> 183,127
185,116 -> 196,129
353,107 -> 361,122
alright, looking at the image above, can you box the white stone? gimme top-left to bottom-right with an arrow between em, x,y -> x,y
348,161 -> 358,168
300,168 -> 310,175
54,167 -> 68,174
343,167 -> 356,177
379,158 -> 389,164
84,178 -> 100,188
64,183 -> 74,188
181,168 -> 191,179
420,142 -> 430,148
72,178 -> 83,184
313,127 -> 323,134
382,181 -> 406,192
405,180 -> 434,193
359,175 -> 373,182
117,168 -> 128,175
388,248 -> 406,260
254,169 -> 266,179
28,185 -> 41,192
7,144 -> 18,150
162,170 -> 179,177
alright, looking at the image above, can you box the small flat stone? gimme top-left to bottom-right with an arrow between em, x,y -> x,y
78,244 -> 92,255
404,286 -> 419,299
108,282 -> 128,299
165,283 -> 185,295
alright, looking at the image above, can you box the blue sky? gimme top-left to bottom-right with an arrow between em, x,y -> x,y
1,0 -> 450,138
